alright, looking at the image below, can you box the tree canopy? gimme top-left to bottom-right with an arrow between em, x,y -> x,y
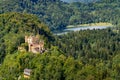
0,0 -> 120,80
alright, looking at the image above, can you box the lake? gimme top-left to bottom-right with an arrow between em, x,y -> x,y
54,26 -> 112,35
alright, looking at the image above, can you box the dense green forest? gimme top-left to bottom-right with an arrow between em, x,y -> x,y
0,0 -> 120,80
0,0 -> 120,31
53,27 -> 120,80
0,27 -> 120,79
54,28 -> 120,59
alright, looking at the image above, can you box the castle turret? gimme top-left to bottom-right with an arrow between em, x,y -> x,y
25,36 -> 28,43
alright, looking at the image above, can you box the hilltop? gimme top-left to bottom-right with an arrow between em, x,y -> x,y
0,12 -> 53,62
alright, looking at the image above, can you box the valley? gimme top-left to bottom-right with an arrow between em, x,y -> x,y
0,0 -> 120,31
0,0 -> 120,80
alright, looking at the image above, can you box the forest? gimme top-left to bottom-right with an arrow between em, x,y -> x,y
0,12 -> 120,80
0,26 -> 120,80
54,28 -> 120,59
0,0 -> 120,31
53,27 -> 120,79
0,0 -> 120,80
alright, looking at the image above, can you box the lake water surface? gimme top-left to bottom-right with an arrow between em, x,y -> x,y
54,26 -> 112,35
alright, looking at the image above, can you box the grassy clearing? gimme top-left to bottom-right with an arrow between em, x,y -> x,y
67,22 -> 113,28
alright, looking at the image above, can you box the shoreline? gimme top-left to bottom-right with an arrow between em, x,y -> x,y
67,22 -> 113,28
54,26 -> 113,35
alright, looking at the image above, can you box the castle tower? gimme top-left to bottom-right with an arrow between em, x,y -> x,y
25,36 -> 28,43
39,40 -> 44,50
28,44 -> 32,52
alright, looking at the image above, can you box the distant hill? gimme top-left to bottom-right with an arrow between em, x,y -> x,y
0,0 -> 70,31
0,0 -> 120,31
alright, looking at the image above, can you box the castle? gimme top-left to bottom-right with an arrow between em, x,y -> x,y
25,35 -> 45,54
